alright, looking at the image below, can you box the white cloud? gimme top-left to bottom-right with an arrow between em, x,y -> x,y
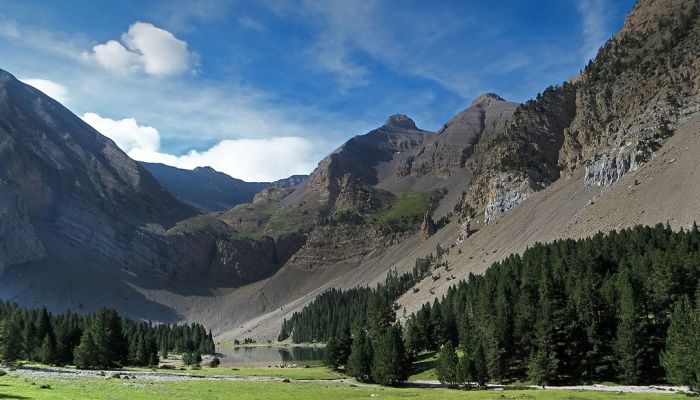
20,78 -> 69,103
84,22 -> 195,77
131,137 -> 318,182
81,112 -> 318,182
81,112 -> 160,153
577,0 -> 608,62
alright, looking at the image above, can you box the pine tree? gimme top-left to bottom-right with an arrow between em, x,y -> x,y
661,296 -> 700,392
371,325 -> 408,386
435,341 -> 458,387
73,330 -> 99,369
527,266 -> 560,386
22,319 -> 38,361
323,337 -> 341,370
367,296 -> 394,340
347,329 -> 373,382
461,340 -> 488,387
615,271 -> 644,384
39,335 -> 56,365
0,316 -> 23,363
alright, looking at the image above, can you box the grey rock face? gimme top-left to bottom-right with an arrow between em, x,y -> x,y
0,181 -> 45,268
483,174 -> 539,224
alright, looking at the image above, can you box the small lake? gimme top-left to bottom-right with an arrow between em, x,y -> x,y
218,346 -> 326,368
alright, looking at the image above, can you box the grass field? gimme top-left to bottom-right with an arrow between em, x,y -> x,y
409,351 -> 439,381
127,366 -> 340,380
374,192 -> 433,232
0,373 -> 689,400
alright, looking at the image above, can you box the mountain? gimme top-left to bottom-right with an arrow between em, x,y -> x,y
0,69 -> 305,318
0,69 -> 197,269
0,0 -> 698,343
140,162 -> 307,212
221,0 -> 700,339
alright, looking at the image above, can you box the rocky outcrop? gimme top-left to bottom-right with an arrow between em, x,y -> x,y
420,210 -> 436,242
272,175 -> 307,188
0,181 -> 45,268
286,115 -> 429,211
452,0 -> 699,223
457,83 -> 577,222
398,94 -> 518,179
287,223 -> 400,271
561,0 -> 700,186
124,216 -> 305,286
332,174 -> 390,215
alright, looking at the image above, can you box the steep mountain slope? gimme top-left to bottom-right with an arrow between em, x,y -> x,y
282,114 -> 431,211
0,70 -> 305,318
0,69 -> 197,268
140,162 -> 307,212
456,0 -> 699,226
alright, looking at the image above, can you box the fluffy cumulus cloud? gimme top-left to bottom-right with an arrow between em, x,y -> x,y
84,22 -> 195,77
81,112 -> 160,153
82,112 -> 317,182
20,78 -> 69,103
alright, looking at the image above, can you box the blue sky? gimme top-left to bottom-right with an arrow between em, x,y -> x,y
0,0 -> 635,181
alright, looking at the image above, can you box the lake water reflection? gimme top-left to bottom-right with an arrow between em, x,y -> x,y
219,346 -> 326,368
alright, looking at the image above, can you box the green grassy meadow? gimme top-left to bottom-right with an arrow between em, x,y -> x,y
0,372 -> 689,400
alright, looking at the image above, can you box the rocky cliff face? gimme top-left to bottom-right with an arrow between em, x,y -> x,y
561,0 -> 700,187
0,69 -> 198,269
287,114 -> 429,211
0,69 -> 302,288
0,181 -> 45,269
457,84 -> 578,223
400,94 -> 517,179
456,0 -> 699,224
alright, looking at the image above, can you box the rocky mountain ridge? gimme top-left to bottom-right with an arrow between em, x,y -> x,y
141,161 -> 307,212
455,0 -> 699,226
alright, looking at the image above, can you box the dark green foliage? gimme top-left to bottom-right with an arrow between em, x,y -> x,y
404,224 -> 700,385
182,351 -> 202,366
661,295 -> 700,392
209,356 -> 221,368
0,303 -> 215,369
346,329 -> 373,382
0,314 -> 23,363
615,271 -> 644,384
280,252 -> 440,344
323,329 -> 352,371
73,330 -> 99,369
435,341 -> 458,387
370,325 -> 409,386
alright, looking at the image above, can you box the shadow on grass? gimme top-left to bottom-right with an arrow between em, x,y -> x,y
411,351 -> 437,377
0,395 -> 32,399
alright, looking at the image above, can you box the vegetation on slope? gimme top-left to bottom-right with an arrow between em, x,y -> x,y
283,224 -> 700,389
373,192 -> 434,233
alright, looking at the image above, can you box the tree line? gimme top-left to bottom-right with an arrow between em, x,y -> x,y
278,246 -> 445,343
0,304 -> 215,369
287,224 -> 700,389
411,224 -> 699,389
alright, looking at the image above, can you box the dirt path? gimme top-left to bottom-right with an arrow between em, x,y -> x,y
408,380 -> 689,394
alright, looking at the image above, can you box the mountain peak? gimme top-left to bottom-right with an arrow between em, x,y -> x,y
384,114 -> 417,130
470,92 -> 505,108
